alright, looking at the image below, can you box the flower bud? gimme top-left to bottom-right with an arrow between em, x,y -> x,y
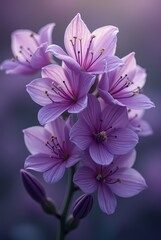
20,169 -> 47,205
72,194 -> 93,219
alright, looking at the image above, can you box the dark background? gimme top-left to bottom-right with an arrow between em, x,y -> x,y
0,0 -> 161,239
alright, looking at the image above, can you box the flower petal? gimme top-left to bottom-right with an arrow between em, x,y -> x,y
113,149 -> 136,168
70,119 -> 92,150
38,102 -> 70,125
73,166 -> 98,193
89,142 -> 113,165
11,30 -> 39,62
46,44 -> 80,71
78,95 -> 101,130
64,13 -> 91,60
26,78 -> 56,106
25,153 -> 55,172
0,59 -> 34,75
98,184 -> 117,214
39,23 -> 55,45
43,161 -> 66,183
138,119 -> 153,136
23,126 -> 51,154
91,26 -> 118,57
109,168 -> 147,197
31,43 -> 50,69
120,94 -> 155,109
45,117 -> 66,144
102,104 -> 128,129
107,128 -> 138,155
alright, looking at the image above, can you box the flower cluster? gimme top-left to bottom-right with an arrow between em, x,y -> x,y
2,13 -> 154,216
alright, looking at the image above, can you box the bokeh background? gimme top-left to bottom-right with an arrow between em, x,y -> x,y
0,0 -> 161,239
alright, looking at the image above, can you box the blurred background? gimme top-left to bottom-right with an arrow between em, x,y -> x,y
0,0 -> 161,239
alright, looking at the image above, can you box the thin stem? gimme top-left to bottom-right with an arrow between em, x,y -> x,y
57,167 -> 75,240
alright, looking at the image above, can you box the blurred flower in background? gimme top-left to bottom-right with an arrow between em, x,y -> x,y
0,0 -> 161,239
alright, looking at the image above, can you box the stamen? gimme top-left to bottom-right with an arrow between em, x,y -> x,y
30,32 -> 39,47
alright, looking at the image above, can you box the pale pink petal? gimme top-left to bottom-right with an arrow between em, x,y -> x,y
23,126 -> 51,154
38,102 -> 70,125
39,23 -> 55,45
89,143 -> 113,165
132,65 -> 146,88
11,30 -> 40,62
88,55 -> 123,74
109,168 -> 147,197
73,167 -> 98,193
91,26 -> 118,56
64,13 -> 91,60
117,52 -> 136,81
98,185 -> 117,214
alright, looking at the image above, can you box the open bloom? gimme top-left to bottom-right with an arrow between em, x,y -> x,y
24,117 -> 81,183
74,150 -> 147,214
99,52 -> 154,109
128,109 -> 153,136
70,95 -> 138,165
47,13 -> 123,74
1,23 -> 55,75
26,64 -> 95,125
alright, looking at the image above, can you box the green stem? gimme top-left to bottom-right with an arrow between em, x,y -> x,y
57,167 -> 75,240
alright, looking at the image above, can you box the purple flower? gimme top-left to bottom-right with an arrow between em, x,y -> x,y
74,150 -> 147,214
99,52 -> 154,109
23,117 -> 81,183
46,13 -> 123,74
70,95 -> 138,165
26,64 -> 95,125
1,23 -> 55,75
128,109 -> 153,136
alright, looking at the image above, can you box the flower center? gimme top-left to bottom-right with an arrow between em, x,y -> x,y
109,74 -> 142,99
44,80 -> 77,103
94,131 -> 107,143
45,135 -> 69,161
70,35 -> 105,71
96,165 -> 121,184
12,32 -> 40,64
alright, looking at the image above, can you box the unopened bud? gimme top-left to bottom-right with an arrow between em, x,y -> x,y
20,169 -> 47,205
41,197 -> 57,216
73,194 -> 93,219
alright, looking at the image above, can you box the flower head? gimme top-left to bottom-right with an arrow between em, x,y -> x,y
74,151 -> 147,214
47,13 -> 123,74
70,95 -> 138,165
26,64 -> 95,125
99,52 -> 154,109
1,23 -> 55,75
128,108 -> 153,136
23,117 -> 81,183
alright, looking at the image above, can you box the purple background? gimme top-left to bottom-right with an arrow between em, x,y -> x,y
0,0 -> 161,239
